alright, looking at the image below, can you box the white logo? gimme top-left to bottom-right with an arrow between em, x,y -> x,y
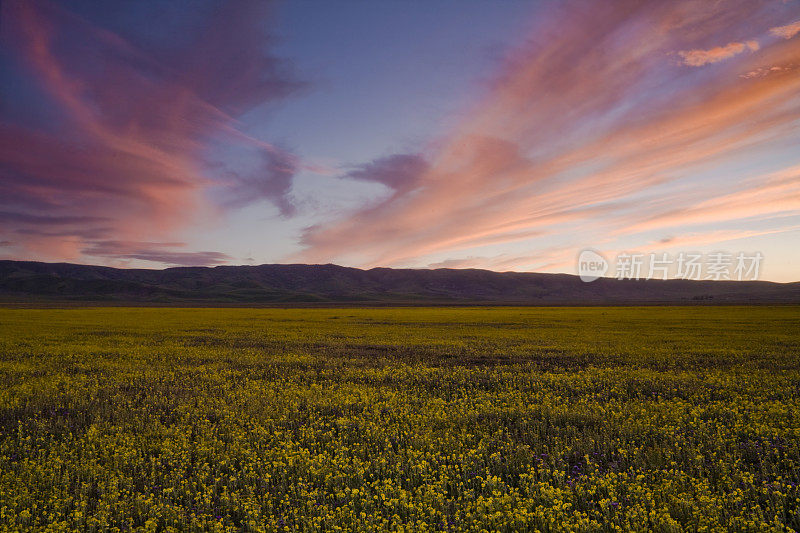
577,249 -> 608,282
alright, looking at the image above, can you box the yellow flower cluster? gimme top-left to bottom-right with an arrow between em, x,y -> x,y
0,306 -> 798,531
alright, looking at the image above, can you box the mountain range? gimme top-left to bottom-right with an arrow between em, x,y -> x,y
0,260 -> 798,305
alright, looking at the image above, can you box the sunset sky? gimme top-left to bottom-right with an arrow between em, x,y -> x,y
1,0 -> 799,281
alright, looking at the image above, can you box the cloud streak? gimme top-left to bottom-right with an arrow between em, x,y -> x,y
770,20 -> 800,40
81,241 -> 231,267
679,40 -> 759,66
0,0 -> 305,264
297,0 -> 800,271
622,165 -> 800,235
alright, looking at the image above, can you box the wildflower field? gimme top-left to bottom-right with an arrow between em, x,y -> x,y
1,306 -> 799,532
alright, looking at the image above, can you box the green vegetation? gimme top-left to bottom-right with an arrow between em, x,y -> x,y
1,306 -> 799,532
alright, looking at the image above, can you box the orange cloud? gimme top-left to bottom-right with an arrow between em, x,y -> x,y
297,0 -> 800,271
770,20 -> 800,39
0,0 -> 306,264
679,40 -> 759,66
740,64 -> 796,78
622,166 -> 800,235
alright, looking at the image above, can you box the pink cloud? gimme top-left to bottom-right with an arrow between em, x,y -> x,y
297,0 -> 800,271
622,166 -> 800,235
770,20 -> 800,39
740,64 -> 796,78
0,0 -> 306,264
679,40 -> 759,66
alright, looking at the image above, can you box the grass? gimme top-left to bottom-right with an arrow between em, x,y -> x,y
1,306 -> 799,532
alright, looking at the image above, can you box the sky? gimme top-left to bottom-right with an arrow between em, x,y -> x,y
1,0 -> 799,282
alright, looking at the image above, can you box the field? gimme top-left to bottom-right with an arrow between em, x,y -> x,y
1,306 -> 799,532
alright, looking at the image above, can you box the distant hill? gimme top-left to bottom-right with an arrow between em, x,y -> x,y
0,260 -> 798,305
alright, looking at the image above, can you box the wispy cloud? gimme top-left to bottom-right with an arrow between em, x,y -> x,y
679,40 -> 759,66
82,241 -> 231,267
0,0 -> 306,264
622,166 -> 800,235
770,20 -> 800,40
639,225 -> 800,251
426,244 -> 576,272
297,0 -> 800,271
740,64 -> 796,78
